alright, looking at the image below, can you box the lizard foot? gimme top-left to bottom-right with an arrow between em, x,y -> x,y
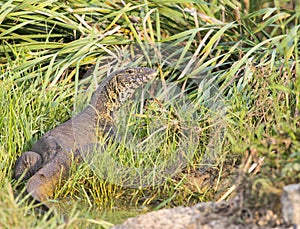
14,151 -> 42,181
26,155 -> 70,203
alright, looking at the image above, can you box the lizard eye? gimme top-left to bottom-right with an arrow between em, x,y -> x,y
126,69 -> 135,74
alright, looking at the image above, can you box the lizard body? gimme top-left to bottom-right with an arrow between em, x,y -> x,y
14,67 -> 156,203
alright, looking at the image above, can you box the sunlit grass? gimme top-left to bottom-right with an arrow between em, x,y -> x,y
0,0 -> 299,228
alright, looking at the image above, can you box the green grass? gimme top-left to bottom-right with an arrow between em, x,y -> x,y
0,0 -> 300,228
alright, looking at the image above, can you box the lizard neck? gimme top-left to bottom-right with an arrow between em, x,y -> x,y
85,67 -> 156,132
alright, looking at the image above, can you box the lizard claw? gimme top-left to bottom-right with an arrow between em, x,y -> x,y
14,151 -> 42,181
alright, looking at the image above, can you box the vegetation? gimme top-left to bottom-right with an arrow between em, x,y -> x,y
0,0 -> 299,228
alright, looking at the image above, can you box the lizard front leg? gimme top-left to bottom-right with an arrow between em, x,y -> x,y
14,134 -> 74,203
14,135 -> 61,181
26,151 -> 73,202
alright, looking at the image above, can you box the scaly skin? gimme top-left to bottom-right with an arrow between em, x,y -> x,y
14,67 -> 157,203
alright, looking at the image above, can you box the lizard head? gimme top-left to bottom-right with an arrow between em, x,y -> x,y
112,67 -> 157,103
91,67 -> 157,113
115,67 -> 157,89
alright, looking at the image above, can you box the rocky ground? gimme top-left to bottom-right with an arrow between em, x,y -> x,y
112,184 -> 300,229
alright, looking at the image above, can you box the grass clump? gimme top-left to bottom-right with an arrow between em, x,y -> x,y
0,0 -> 299,227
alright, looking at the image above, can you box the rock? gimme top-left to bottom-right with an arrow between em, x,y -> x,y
112,206 -> 199,229
112,201 -> 248,229
281,183 -> 300,226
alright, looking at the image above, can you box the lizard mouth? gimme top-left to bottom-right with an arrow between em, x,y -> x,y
148,69 -> 157,80
145,68 -> 157,77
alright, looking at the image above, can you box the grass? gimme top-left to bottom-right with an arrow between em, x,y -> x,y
0,0 -> 299,228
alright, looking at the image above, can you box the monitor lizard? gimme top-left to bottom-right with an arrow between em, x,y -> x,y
14,67 -> 157,204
